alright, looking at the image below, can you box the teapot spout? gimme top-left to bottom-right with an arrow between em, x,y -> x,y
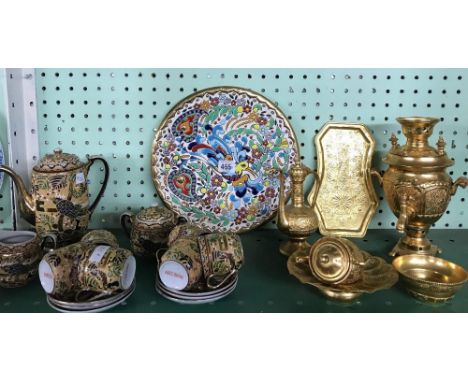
0,165 -> 35,224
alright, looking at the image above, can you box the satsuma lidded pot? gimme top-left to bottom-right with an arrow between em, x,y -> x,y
0,148 -> 109,244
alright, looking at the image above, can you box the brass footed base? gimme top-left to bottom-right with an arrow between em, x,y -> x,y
316,287 -> 362,302
389,236 -> 441,257
279,239 -> 310,257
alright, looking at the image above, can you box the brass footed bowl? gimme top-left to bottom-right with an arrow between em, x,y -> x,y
393,255 -> 468,303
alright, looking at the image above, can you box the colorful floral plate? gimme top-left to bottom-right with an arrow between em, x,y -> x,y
152,87 -> 299,233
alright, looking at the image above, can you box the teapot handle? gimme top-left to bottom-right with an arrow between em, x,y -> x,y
85,155 -> 110,214
307,169 -> 322,208
120,212 -> 133,238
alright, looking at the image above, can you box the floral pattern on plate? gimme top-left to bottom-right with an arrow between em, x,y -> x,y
152,87 -> 298,232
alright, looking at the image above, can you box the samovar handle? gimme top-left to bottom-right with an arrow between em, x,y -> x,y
451,177 -> 468,195
370,169 -> 383,186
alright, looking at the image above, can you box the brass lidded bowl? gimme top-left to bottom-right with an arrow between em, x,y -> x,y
309,237 -> 366,285
393,254 -> 468,303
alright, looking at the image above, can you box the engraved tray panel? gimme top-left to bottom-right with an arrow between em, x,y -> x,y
307,123 -> 378,237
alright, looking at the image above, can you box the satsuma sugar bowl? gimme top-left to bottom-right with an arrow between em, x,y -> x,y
121,206 -> 179,255
0,230 -> 48,288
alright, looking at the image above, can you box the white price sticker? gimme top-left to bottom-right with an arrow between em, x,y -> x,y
75,172 -> 85,184
218,160 -> 235,175
89,245 -> 110,263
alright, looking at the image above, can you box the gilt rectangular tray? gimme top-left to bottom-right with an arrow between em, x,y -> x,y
307,122 -> 378,237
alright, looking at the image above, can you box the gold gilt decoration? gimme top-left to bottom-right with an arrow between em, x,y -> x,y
381,117 -> 468,257
307,122 -> 379,237
288,248 -> 398,302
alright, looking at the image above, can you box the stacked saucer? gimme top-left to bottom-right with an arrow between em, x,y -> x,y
47,280 -> 136,313
155,274 -> 237,305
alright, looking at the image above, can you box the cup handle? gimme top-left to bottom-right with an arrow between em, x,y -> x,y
120,212 -> 133,238
85,155 -> 110,215
206,253 -> 237,290
206,268 -> 237,290
41,233 -> 57,251
155,247 -> 167,267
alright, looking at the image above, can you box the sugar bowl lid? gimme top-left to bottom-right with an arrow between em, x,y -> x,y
309,237 -> 354,284
135,206 -> 177,224
33,148 -> 85,172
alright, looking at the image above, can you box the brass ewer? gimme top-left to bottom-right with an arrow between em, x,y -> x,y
277,161 -> 319,256
382,117 -> 468,257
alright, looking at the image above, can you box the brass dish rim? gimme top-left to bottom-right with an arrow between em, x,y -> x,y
151,86 -> 300,233
392,255 -> 468,287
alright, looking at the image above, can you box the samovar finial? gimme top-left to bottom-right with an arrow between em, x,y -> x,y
390,134 -> 398,149
437,135 -> 446,155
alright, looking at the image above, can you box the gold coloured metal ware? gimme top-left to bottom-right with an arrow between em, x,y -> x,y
288,249 -> 398,302
277,161 -> 318,256
392,254 -> 468,303
380,117 -> 468,257
301,237 -> 374,285
307,122 -> 380,237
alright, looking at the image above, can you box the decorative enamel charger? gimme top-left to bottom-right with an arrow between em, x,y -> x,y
152,87 -> 299,233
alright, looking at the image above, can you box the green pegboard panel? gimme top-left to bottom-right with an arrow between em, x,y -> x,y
0,69 -> 12,228
34,69 -> 468,229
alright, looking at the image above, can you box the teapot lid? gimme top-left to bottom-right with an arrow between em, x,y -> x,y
33,148 -> 85,172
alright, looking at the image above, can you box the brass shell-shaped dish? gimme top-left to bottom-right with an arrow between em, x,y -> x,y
392,255 -> 468,303
288,249 -> 398,302
307,122 -> 378,237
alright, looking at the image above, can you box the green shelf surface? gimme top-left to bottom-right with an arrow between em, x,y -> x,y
1,229 -> 467,313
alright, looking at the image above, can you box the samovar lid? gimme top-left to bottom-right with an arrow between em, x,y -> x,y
33,148 -> 85,173
383,117 -> 454,169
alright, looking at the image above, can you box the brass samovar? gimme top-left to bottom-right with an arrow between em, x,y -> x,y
382,117 -> 467,257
